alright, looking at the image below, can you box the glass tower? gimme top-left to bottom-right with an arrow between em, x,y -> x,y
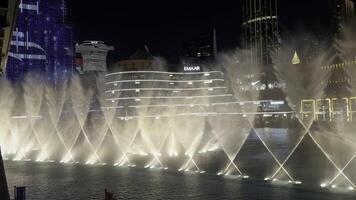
242,0 -> 279,67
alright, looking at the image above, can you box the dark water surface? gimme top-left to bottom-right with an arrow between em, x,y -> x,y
4,161 -> 356,200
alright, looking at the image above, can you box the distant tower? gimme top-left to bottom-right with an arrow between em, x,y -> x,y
325,0 -> 355,98
181,29 -> 217,66
330,0 -> 355,37
242,0 -> 279,67
76,41 -> 114,72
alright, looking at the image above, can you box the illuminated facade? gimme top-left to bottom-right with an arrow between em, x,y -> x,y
5,0 -> 73,83
105,70 -> 235,118
76,41 -> 114,72
300,96 -> 356,122
241,0 -> 283,109
103,67 -> 290,123
321,60 -> 356,84
242,0 -> 279,67
311,59 -> 356,122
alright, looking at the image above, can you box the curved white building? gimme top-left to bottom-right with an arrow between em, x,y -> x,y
104,70 -> 238,119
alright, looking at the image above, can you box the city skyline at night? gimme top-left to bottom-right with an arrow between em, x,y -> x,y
1,1 -> 356,200
67,0 -> 344,63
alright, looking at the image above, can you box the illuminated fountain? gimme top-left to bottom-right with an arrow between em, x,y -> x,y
270,28 -> 356,190
314,25 -> 356,191
23,75 -> 48,162
0,80 -> 16,156
270,39 -> 332,185
211,49 -> 261,178
1,27 -> 356,192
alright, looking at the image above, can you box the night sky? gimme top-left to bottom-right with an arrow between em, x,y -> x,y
67,0 -> 330,64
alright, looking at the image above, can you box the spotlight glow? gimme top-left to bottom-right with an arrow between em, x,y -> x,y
36,151 -> 49,162
294,181 -> 302,185
60,152 -> 74,163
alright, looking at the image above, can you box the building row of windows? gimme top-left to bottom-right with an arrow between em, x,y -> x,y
321,60 -> 356,70
324,76 -> 349,84
242,15 -> 277,26
105,73 -> 223,83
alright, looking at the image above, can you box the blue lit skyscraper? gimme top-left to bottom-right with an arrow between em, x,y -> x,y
5,0 -> 73,84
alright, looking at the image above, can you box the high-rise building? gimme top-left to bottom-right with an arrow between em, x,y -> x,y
242,0 -> 279,67
181,29 -> 217,68
76,41 -> 114,73
0,0 -> 16,74
330,0 -> 355,37
5,0 -> 74,84
323,0 -> 355,98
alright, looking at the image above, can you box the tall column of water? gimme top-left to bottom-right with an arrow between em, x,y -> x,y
176,86 -> 208,172
0,80 -> 16,156
271,34 -> 339,185
68,75 -> 100,165
323,24 -> 356,189
45,82 -> 71,161
22,74 -> 48,162
212,49 -> 261,177
138,81 -> 167,169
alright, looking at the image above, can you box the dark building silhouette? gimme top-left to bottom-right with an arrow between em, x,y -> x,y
0,0 -> 16,74
0,149 -> 10,200
111,47 -> 154,72
181,29 -> 217,67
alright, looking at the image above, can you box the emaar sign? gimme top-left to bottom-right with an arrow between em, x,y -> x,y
184,66 -> 201,71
